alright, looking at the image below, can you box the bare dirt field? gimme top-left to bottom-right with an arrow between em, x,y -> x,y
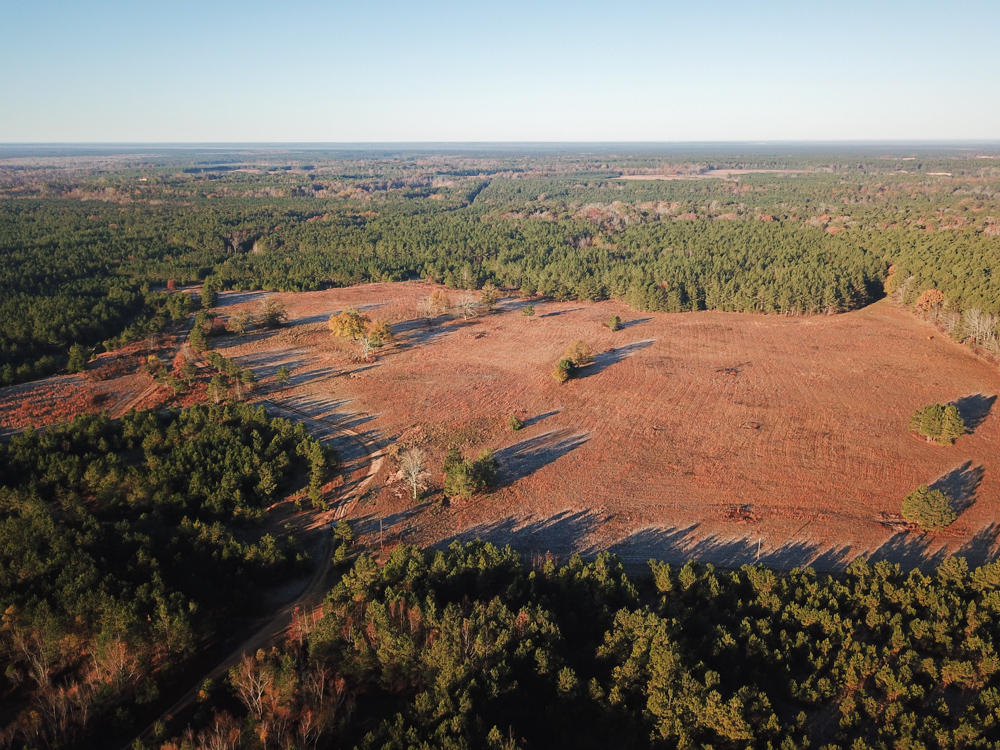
4,282 -> 999,572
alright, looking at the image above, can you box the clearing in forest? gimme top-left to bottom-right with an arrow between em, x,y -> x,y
4,282 -> 999,571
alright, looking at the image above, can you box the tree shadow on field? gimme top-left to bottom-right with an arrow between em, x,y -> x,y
497,297 -> 537,313
619,317 -> 653,329
955,524 -> 1000,568
930,461 -> 984,515
580,339 -> 656,378
217,291 -> 269,308
440,509 -> 603,558
540,307 -> 584,318
354,503 -> 432,537
289,313 -> 331,327
522,409 -> 562,428
395,318 -> 478,348
495,429 -> 590,484
953,393 -> 997,433
608,525 -> 855,572
212,329 -> 279,350
231,352 -> 314,381
867,532 -> 949,572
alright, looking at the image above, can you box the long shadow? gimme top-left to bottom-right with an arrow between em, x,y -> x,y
955,523 -> 1000,567
398,318 -> 478,348
930,461 -> 984,515
580,339 -> 656,377
354,503 -> 431,537
522,409 -> 562,428
231,353 -> 314,381
289,313 -> 331,327
619,317 -> 653,329
867,531 -> 949,571
211,329 -> 279,350
440,509 -> 603,557
953,393 -> 996,432
497,297 -> 537,313
495,429 -> 590,484
608,525 -> 850,571
540,307 -> 584,318
216,291 -> 269,308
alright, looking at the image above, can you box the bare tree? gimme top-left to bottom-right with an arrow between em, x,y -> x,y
399,448 -> 429,500
457,292 -> 481,321
964,308 -> 999,347
417,297 -> 435,321
229,651 -> 271,722
228,311 -> 252,336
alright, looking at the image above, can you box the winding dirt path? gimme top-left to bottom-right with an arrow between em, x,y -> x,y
127,397 -> 384,747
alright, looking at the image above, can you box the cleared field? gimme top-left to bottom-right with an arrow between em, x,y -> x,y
3,282 -> 999,571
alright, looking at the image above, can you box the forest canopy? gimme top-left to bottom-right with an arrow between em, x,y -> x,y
163,540 -> 1000,750
2,146 -> 999,385
0,404 -> 326,747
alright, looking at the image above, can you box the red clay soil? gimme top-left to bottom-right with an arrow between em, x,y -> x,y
5,282 -> 1000,572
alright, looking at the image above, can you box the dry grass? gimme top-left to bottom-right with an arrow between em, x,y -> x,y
5,281 -> 1000,571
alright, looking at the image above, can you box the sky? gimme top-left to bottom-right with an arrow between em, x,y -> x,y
2,0 -> 999,143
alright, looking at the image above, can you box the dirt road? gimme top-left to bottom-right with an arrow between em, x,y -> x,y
126,397 -> 384,747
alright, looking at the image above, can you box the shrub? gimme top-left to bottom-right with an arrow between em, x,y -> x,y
553,358 -> 575,384
508,414 -> 524,431
607,315 -> 622,332
902,485 -> 956,530
522,305 -> 535,317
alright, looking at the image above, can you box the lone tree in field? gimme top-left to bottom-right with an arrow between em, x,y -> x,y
607,315 -> 622,332
940,405 -> 966,444
359,319 -> 394,360
201,280 -> 218,308
442,447 -> 498,500
429,289 -> 450,316
522,304 -> 535,318
910,402 -> 965,444
257,298 -> 288,329
329,307 -> 370,340
457,292 -> 481,321
564,341 -> 593,367
399,448 -> 429,500
901,484 -> 956,530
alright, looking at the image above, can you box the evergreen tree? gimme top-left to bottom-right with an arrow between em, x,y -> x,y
919,403 -> 944,441
940,405 -> 965,444
275,365 -> 291,390
66,343 -> 87,373
901,485 -> 956,529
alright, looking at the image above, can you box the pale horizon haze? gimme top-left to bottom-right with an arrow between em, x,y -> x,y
2,0 -> 998,143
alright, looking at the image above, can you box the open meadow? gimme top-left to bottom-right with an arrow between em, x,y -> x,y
7,281 -> 995,572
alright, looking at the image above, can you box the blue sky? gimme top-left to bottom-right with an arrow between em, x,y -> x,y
2,0 -> 998,142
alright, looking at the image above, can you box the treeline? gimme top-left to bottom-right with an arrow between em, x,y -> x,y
162,541 -> 1000,750
0,404 -> 329,747
4,154 -> 1000,385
